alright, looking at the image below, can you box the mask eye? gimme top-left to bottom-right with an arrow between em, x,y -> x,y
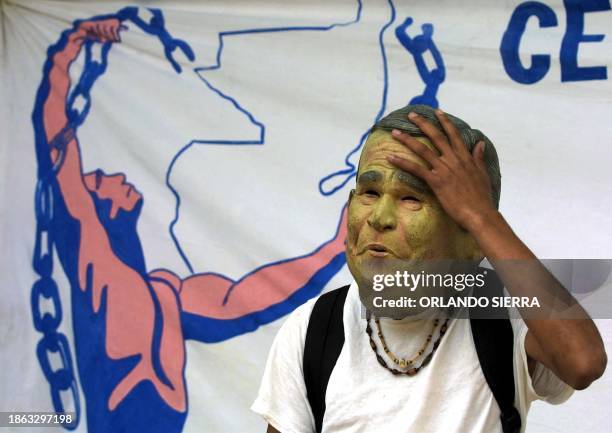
401,196 -> 419,202
365,190 -> 380,198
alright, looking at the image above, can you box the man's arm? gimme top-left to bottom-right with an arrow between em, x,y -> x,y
180,206 -> 347,320
464,211 -> 606,389
39,19 -> 187,410
42,20 -> 109,221
387,109 -> 607,390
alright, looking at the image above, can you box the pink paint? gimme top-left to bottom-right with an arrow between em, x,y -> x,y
181,207 -> 348,319
43,17 -> 349,413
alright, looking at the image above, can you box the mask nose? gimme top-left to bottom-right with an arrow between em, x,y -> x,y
367,194 -> 397,232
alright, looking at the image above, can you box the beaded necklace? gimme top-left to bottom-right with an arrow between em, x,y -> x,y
365,311 -> 450,376
375,316 -> 439,368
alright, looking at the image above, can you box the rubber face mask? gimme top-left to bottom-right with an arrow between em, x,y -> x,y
346,130 -> 481,318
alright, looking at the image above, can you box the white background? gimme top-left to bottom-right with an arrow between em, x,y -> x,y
1,0 -> 611,431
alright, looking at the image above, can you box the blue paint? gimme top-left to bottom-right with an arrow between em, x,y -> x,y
395,17 -> 445,108
318,6 -> 451,196
30,4 -> 383,432
183,252 -> 347,343
31,8 -> 195,432
30,2 -> 448,432
168,1 -> 364,272
318,0 -> 397,196
501,0 -> 609,83
500,1 -> 557,84
561,0 -> 609,82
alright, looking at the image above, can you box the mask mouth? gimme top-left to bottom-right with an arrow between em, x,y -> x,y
361,243 -> 394,257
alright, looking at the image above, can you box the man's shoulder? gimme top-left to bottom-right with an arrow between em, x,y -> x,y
287,296 -> 318,325
276,285 -> 352,345
292,285 -> 351,319
274,295 -> 317,344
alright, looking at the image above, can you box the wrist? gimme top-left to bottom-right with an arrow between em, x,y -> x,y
69,27 -> 86,42
463,207 -> 504,235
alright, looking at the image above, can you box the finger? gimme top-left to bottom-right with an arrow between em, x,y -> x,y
407,112 -> 453,157
391,129 -> 439,168
83,25 -> 95,40
93,23 -> 103,41
101,24 -> 113,42
386,154 -> 431,183
110,24 -> 119,42
434,108 -> 471,158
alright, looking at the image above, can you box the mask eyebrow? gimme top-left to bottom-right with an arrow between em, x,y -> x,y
357,170 -> 382,184
393,170 -> 431,194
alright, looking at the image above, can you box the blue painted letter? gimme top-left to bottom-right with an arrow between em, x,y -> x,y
561,0 -> 610,82
500,1 -> 557,84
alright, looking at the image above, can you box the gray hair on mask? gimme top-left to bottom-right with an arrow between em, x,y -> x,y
368,104 -> 501,209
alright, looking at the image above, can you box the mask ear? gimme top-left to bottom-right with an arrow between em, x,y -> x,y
349,189 -> 355,202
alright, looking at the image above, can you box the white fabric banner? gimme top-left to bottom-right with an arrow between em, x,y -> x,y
1,0 -> 611,432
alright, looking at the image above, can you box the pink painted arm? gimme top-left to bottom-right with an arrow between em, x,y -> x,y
180,206 -> 348,319
44,26 -> 96,221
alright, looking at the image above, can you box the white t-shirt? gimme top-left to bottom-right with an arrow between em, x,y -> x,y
252,281 -> 574,433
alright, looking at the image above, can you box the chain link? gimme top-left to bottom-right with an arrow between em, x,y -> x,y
31,8 -> 189,429
31,178 -> 81,429
28,12 -> 112,429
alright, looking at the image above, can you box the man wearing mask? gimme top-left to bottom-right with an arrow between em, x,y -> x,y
252,104 -> 607,433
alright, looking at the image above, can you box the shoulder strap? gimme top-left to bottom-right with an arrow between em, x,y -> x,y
470,268 -> 522,433
303,285 -> 350,433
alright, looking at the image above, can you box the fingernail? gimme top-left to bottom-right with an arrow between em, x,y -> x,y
392,129 -> 401,136
408,112 -> 418,119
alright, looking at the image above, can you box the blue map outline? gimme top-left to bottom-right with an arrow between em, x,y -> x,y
166,0 -> 397,274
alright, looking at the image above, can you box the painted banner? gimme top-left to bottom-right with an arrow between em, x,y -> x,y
1,0 -> 611,432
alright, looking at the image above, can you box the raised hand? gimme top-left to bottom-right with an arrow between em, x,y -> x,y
386,109 -> 496,233
76,18 -> 126,44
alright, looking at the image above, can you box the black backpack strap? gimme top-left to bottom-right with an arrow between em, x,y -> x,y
303,285 -> 350,433
470,268 -> 522,433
